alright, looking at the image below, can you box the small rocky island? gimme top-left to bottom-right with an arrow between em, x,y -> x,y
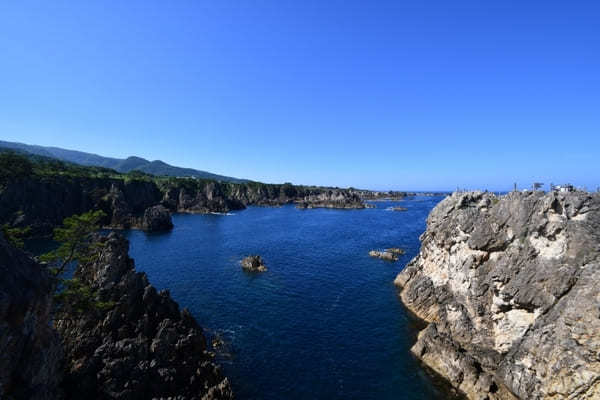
241,255 -> 268,272
141,204 -> 174,232
369,248 -> 405,261
395,191 -> 600,400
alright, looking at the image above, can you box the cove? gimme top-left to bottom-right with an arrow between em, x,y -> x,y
123,197 -> 451,399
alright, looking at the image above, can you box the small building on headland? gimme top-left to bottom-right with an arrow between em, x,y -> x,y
552,184 -> 575,193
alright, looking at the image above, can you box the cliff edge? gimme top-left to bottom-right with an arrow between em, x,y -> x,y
395,191 -> 600,400
55,232 -> 233,399
0,230 -> 233,399
0,233 -> 62,399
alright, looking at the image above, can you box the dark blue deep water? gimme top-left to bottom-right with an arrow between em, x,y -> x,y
123,197 -> 450,400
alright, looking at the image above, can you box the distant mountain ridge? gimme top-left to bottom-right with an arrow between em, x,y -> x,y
0,140 -> 247,183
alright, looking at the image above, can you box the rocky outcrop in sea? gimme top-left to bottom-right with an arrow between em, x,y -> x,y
142,204 -> 173,232
369,250 -> 399,261
240,255 -> 267,272
395,191 -> 600,399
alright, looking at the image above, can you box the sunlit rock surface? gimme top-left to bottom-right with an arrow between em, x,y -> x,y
395,191 -> 600,400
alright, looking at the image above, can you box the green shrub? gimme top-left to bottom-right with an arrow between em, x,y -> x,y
1,224 -> 31,249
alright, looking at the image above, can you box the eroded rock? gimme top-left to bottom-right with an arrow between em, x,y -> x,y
142,205 -> 173,232
296,190 -> 368,209
0,233 -> 62,400
369,250 -> 398,261
241,255 -> 267,272
395,191 -> 600,400
55,233 -> 233,400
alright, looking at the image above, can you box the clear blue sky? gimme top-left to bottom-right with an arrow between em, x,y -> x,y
1,1 -> 598,191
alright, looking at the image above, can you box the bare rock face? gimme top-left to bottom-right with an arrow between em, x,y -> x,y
296,190 -> 368,209
141,205 -> 173,232
0,233 -> 62,400
395,191 -> 600,400
55,233 -> 233,400
241,255 -> 267,272
369,250 -> 399,261
386,248 -> 405,255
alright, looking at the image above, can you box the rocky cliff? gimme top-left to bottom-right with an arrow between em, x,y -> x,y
55,232 -> 233,399
395,191 -> 600,399
0,176 -> 164,235
0,233 -> 62,399
0,174 -> 370,235
296,189 -> 368,209
0,229 -> 233,399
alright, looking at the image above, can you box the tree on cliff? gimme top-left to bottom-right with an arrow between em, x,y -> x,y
41,210 -> 114,316
1,224 -> 31,249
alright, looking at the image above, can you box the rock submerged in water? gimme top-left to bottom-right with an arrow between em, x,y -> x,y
241,255 -> 267,272
369,250 -> 399,261
395,191 -> 600,400
386,247 -> 405,255
142,204 -> 174,232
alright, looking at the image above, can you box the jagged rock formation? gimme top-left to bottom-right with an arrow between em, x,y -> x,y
395,191 -> 600,400
369,250 -> 399,261
55,233 -> 233,400
296,190 -> 368,209
0,175 -> 369,235
142,205 -> 173,232
0,233 -> 62,400
240,255 -> 267,272
0,177 -> 163,234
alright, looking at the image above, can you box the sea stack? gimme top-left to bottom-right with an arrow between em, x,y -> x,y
241,255 -> 268,272
394,191 -> 600,400
142,205 -> 174,232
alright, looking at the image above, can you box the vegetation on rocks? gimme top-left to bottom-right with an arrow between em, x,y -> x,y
0,152 -> 370,236
1,223 -> 30,249
40,210 -> 115,317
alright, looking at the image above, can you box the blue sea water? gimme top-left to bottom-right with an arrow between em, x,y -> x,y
123,196 -> 452,400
